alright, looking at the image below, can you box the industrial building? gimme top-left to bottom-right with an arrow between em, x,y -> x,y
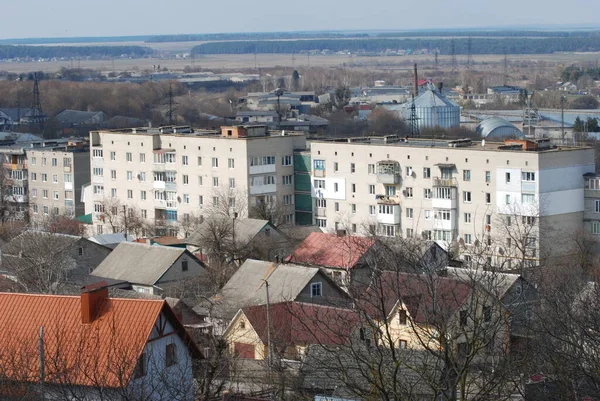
294,136 -> 595,267
86,125 -> 306,236
476,117 -> 524,139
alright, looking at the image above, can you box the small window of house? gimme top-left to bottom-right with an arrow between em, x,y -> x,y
311,282 -> 322,297
134,353 -> 146,378
398,310 -> 407,325
78,247 -> 83,256
399,340 -> 408,349
166,343 -> 177,367
182,259 -> 188,272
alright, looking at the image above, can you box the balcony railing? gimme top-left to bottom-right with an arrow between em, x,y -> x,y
375,194 -> 400,204
432,178 -> 457,187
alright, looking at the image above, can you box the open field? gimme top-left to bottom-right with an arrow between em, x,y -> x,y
1,52 -> 599,75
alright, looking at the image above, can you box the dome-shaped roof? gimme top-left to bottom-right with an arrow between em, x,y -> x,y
476,117 -> 524,139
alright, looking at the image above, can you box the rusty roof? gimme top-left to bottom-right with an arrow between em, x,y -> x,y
0,292 -> 200,388
286,232 -> 375,269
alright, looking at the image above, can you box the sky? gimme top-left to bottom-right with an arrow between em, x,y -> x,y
2,0 -> 600,39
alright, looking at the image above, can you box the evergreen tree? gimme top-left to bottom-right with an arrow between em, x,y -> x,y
574,116 -> 584,132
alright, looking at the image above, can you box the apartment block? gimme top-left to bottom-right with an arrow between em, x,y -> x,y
89,125 -> 306,236
0,139 -> 89,223
300,136 -> 595,266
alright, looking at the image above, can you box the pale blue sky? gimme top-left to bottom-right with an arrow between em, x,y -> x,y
2,0 -> 599,39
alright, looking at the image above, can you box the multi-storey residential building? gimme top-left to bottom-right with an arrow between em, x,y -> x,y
297,136 -> 595,267
89,125 -> 306,236
28,142 -> 90,221
0,138 -> 89,223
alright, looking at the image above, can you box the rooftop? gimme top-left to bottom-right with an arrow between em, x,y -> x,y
287,232 -> 375,269
309,136 -> 590,153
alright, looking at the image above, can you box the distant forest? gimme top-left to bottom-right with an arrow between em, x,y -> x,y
0,45 -> 155,59
191,37 -> 600,55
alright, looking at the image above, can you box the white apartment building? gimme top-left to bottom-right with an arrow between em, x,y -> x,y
304,136 -> 595,266
89,125 -> 306,236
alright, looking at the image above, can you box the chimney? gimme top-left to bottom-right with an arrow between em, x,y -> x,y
413,63 -> 418,97
81,282 -> 109,324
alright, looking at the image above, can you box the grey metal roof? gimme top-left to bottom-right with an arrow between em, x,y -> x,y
237,111 -> 279,117
89,233 -> 133,246
411,89 -> 459,108
209,259 -> 323,319
186,217 -> 269,247
443,266 -> 521,300
55,109 -> 106,124
476,117 -> 524,138
90,242 -> 187,285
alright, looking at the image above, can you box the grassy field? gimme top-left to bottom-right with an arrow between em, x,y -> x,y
1,52 -> 599,74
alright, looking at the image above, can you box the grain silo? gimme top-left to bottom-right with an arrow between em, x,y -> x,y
402,87 -> 461,130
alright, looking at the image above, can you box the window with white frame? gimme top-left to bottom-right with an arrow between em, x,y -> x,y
369,185 -> 375,194
463,170 -> 471,181
229,178 -> 235,188
182,155 -> 189,165
424,210 -> 431,220
435,210 -> 451,220
126,152 -> 132,162
228,158 -> 235,168
282,155 -> 292,166
405,166 -> 412,176
127,171 -> 133,181
212,157 -> 219,168
141,191 -> 147,200
51,158 -> 57,167
595,200 -> 600,213
522,172 -> 536,181
92,167 -> 103,176
463,191 -> 471,203
311,282 -> 323,297
316,218 -> 327,228
424,188 -> 432,199
53,191 -> 59,200
380,224 -> 396,237
379,204 -> 395,214
213,177 -> 219,187
464,234 -> 472,244
351,204 -> 356,213
592,222 -> 600,234
405,187 -> 413,198
464,213 -> 471,223
283,175 -> 293,185
111,170 -> 116,180
139,153 -> 145,163
423,167 -> 431,178
368,164 -> 375,174
165,153 -> 176,163
314,179 -> 325,189
127,190 -> 133,200
369,205 -> 376,215
505,194 -> 511,204
316,199 -> 326,208
283,194 -> 293,205
521,194 -> 535,204
406,208 -> 413,219
64,173 -> 72,183
183,194 -> 190,204
434,230 -> 452,241
351,163 -> 356,173
93,150 -> 103,158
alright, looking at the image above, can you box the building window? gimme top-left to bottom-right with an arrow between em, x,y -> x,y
282,155 -> 292,166
424,210 -> 431,220
380,224 -> 396,237
333,162 -> 339,172
463,170 -> 471,181
522,216 -> 536,225
350,163 -> 356,173
464,234 -> 472,245
406,208 -> 413,219
212,197 -> 219,207
398,310 -> 407,325
166,343 -> 177,367
424,188 -> 432,199
505,172 -> 511,183
127,171 -> 133,181
111,188 -> 117,198
212,157 -> 219,168
316,218 -> 327,228
463,191 -> 471,203
368,164 -> 375,174
228,158 -> 235,168
52,174 -> 58,183
351,204 -> 356,214
316,198 -> 326,208
423,167 -> 431,178
369,205 -> 376,215
127,190 -> 133,200
51,158 -> 57,167
405,187 -> 413,198
369,185 -> 375,194
335,202 -> 339,212
399,340 -> 408,349
283,175 -> 292,186
595,200 -> 600,213
182,259 -> 188,272
483,306 -> 492,322
139,153 -> 145,163
334,183 -> 338,192
591,222 -> 600,234
53,191 -> 59,200
351,183 -> 356,193
42,173 -> 47,182
505,194 -> 511,205
522,194 -> 535,204
126,152 -> 132,162
522,172 -> 536,181
197,156 -> 202,166
485,171 -> 491,183
311,282 -> 323,297
485,193 -> 491,204
134,353 -> 146,378
313,159 -> 325,170
111,170 -> 116,180
314,179 -> 325,189
182,155 -> 189,166
213,177 -> 219,187
141,191 -> 147,200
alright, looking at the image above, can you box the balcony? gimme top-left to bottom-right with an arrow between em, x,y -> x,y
432,178 -> 457,187
315,208 -> 327,217
166,200 -> 178,209
154,199 -> 167,209
154,181 -> 166,189
432,197 -> 457,209
250,183 -> 276,195
433,218 -> 457,231
3,163 -> 27,170
521,181 -> 536,192
63,166 -> 71,173
377,205 -> 401,225
250,164 -> 276,175
165,182 -> 177,191
64,182 -> 73,190
375,194 -> 400,205
92,176 -> 104,184
376,161 -> 401,184
92,158 -> 104,167
153,163 -> 166,172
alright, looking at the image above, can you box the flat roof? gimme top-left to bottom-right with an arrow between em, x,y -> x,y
309,136 -> 591,153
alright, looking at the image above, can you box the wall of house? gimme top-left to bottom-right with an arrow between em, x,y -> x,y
295,271 -> 349,306
225,313 -> 267,360
383,303 -> 439,350
156,253 -> 206,286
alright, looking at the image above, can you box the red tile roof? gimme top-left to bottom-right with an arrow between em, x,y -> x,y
0,292 -> 200,388
286,232 -> 374,269
359,272 -> 472,325
241,302 -> 360,347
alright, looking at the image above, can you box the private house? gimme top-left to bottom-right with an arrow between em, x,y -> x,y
0,107 -> 45,129
89,242 -> 206,295
55,110 -> 108,127
236,111 -> 280,123
0,285 -> 201,400
0,231 -> 113,288
224,301 -> 359,360
88,233 -> 134,250
286,232 -> 376,286
359,271 -> 509,355
186,218 -> 292,263
205,259 -> 351,328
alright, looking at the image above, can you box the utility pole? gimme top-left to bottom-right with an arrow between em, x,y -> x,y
503,49 -> 509,86
450,38 -> 458,76
122,205 -> 128,238
39,326 -> 45,399
165,83 -> 177,125
466,36 -> 474,71
263,280 -> 273,369
561,96 -> 566,144
232,211 -> 238,264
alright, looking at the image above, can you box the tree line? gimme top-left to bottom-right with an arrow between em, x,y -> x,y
191,37 -> 600,55
0,45 -> 155,60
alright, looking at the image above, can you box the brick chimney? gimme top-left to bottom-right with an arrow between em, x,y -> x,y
81,282 -> 109,324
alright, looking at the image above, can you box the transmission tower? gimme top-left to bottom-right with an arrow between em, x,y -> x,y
466,37 -> 474,71
408,95 -> 420,137
450,38 -> 458,75
503,49 -> 509,85
434,50 -> 439,70
165,83 -> 178,125
29,73 -> 48,128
